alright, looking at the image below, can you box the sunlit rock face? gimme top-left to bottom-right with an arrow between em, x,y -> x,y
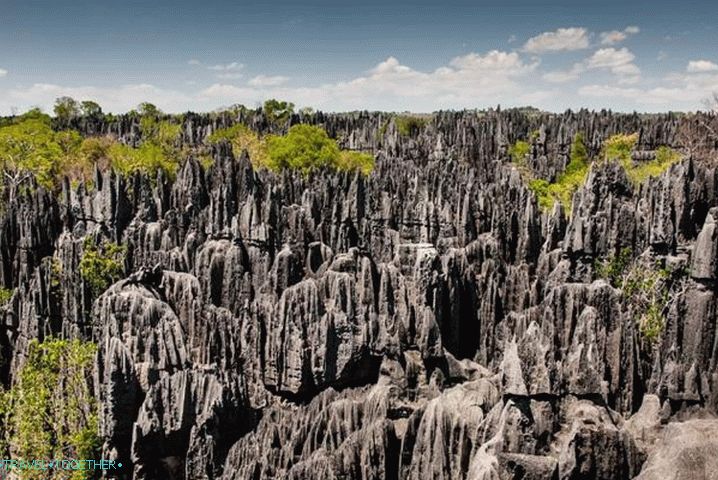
2,109 -> 718,479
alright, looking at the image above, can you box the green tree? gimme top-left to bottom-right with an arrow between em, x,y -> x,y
263,99 -> 294,125
0,117 -> 63,197
53,97 -> 80,125
394,115 -> 427,137
266,124 -> 340,174
137,102 -> 161,118
207,123 -> 270,167
80,101 -> 103,118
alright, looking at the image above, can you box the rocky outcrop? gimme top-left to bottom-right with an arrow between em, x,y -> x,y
1,109 -> 718,479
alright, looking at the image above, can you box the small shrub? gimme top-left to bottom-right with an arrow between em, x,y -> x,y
79,238 -> 125,296
595,247 -> 633,287
625,146 -> 682,185
263,99 -> 295,125
267,124 -> 340,174
394,115 -> 427,137
208,123 -> 374,175
0,338 -> 100,479
108,142 -> 180,180
336,150 -> 375,175
0,287 -> 13,306
603,133 -> 638,164
207,124 -> 270,168
530,133 -> 590,213
509,140 -> 530,166
596,250 -> 671,344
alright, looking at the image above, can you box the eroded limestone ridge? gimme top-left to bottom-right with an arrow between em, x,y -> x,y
1,109 -> 718,479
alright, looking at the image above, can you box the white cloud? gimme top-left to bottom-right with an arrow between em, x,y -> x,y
599,26 -> 640,45
0,69 -> 6,78
201,51 -> 541,111
600,31 -> 626,45
208,62 -> 243,72
542,71 -> 578,83
0,51 -> 547,115
579,71 -> 718,109
188,59 -> 201,65
522,27 -> 589,53
0,83 -> 197,115
687,60 -> 718,73
584,47 -> 641,82
248,75 -> 289,87
1,41 -> 713,115
216,73 -> 244,80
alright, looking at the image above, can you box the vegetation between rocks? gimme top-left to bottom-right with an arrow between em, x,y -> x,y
0,338 -> 100,479
527,133 -> 590,213
79,238 -> 126,296
595,248 -> 675,343
209,123 -> 374,175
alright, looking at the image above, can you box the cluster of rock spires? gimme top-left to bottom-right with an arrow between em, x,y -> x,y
1,108 -> 718,479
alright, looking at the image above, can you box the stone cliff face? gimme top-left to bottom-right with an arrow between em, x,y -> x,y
1,109 -> 718,479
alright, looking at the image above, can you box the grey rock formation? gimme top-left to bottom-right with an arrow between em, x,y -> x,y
1,109 -> 717,479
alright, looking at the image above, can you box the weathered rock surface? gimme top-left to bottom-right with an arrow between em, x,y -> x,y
1,109 -> 717,479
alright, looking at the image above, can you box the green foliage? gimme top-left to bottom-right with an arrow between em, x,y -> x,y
263,99 -> 295,125
79,238 -> 125,296
394,115 -> 427,137
0,117 -> 65,190
80,101 -> 103,118
624,146 -> 682,186
0,287 -> 13,306
108,142 -> 179,179
509,140 -> 530,166
267,124 -> 341,174
53,97 -> 80,124
595,249 -> 671,344
109,117 -> 181,180
527,179 -> 553,211
529,133 -> 590,213
210,123 -> 375,175
137,102 -> 161,117
336,150 -> 375,175
207,123 -> 270,167
603,133 -> 638,164
603,133 -> 682,187
0,338 -> 99,479
594,247 -> 633,287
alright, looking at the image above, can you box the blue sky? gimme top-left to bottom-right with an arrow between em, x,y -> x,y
1,0 -> 717,113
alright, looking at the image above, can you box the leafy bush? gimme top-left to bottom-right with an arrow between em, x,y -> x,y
624,146 -> 682,185
263,99 -> 295,125
603,134 -> 682,186
0,338 -> 100,479
108,142 -> 180,180
267,124 -> 341,173
211,123 -> 375,175
394,115 -> 427,137
509,140 -> 530,166
603,133 -> 638,164
595,249 -> 672,344
0,118 -> 64,190
594,247 -> 633,287
0,287 -> 13,306
79,238 -> 125,296
207,124 -> 270,168
336,150 -> 375,175
529,133 -> 590,213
